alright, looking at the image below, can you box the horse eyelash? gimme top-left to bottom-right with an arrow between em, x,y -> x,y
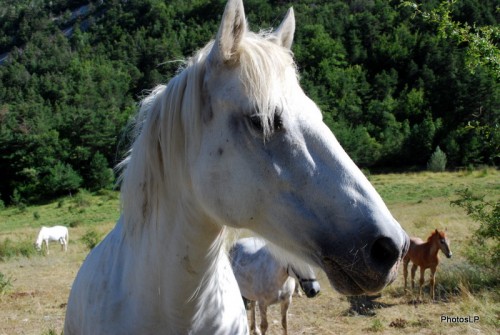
273,113 -> 283,131
248,111 -> 283,134
249,114 -> 263,132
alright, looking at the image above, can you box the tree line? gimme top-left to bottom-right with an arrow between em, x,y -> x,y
0,0 -> 498,205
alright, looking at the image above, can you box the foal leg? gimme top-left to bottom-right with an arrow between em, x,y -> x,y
419,267 -> 426,299
403,259 -> 410,291
430,266 -> 437,300
249,301 -> 259,335
281,297 -> 291,335
45,240 -> 49,255
259,303 -> 269,335
410,264 -> 418,290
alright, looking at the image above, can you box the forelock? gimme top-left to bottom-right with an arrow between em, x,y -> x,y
238,31 -> 297,136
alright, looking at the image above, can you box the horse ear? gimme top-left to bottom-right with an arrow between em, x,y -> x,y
209,0 -> 247,65
272,8 -> 295,50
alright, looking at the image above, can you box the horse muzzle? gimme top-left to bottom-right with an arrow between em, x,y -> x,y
300,280 -> 320,298
319,231 -> 410,296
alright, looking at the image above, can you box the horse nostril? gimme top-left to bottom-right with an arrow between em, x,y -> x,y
370,237 -> 400,271
306,288 -> 319,298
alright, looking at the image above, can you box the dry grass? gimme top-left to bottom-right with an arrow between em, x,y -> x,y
0,223 -> 114,335
0,170 -> 498,334
276,277 -> 499,335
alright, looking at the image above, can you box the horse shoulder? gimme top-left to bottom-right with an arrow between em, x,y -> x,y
411,238 -> 443,268
192,256 -> 248,334
407,238 -> 426,266
65,223 -> 138,333
407,238 -> 421,255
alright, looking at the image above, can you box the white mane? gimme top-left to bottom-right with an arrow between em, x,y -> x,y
237,32 -> 298,136
119,50 -> 206,235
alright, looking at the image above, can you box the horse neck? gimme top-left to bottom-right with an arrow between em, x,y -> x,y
36,230 -> 45,243
426,235 -> 441,259
127,198 -> 228,328
276,264 -> 290,283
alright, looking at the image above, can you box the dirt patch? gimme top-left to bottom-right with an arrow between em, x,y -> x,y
389,318 -> 408,328
9,290 -> 38,299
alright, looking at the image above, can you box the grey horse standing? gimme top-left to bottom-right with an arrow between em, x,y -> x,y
230,237 -> 320,335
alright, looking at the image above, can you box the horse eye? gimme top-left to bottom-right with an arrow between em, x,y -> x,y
274,113 -> 283,131
249,115 -> 263,132
440,239 -> 445,244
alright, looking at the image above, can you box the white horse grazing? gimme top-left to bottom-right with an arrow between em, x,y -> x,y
64,0 -> 409,334
230,237 -> 320,335
34,226 -> 69,254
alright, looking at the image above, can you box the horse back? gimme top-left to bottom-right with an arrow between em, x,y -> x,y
405,237 -> 423,259
406,237 -> 438,268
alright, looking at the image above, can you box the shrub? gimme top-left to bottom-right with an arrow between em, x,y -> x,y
87,152 -> 115,191
451,189 -> 499,278
81,229 -> 102,250
73,189 -> 92,208
427,146 -> 447,172
0,238 -> 36,261
438,262 -> 498,294
41,162 -> 82,196
41,329 -> 59,335
0,271 -> 13,294
10,189 -> 24,206
17,240 -> 36,258
368,319 -> 384,332
0,239 -> 16,260
69,220 -> 82,228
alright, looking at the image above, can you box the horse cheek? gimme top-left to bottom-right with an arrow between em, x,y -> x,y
190,147 -> 245,227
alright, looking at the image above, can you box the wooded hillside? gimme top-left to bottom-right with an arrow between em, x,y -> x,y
0,0 -> 498,204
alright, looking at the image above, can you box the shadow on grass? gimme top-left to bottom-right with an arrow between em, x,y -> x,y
344,294 -> 396,316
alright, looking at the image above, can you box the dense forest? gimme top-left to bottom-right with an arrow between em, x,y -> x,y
0,0 -> 498,205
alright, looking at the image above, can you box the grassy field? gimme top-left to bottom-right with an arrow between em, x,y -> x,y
0,169 -> 498,334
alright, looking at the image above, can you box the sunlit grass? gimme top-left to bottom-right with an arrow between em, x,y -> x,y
0,169 -> 498,334
0,189 -> 120,233
369,168 -> 499,205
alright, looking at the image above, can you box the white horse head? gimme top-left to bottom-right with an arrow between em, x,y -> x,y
184,0 -> 408,295
288,264 -> 320,298
65,1 -> 409,334
34,232 -> 44,251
